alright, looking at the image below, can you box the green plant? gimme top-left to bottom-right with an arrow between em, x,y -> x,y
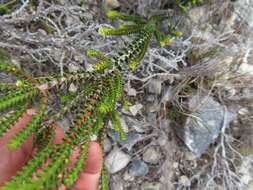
0,10 -> 180,190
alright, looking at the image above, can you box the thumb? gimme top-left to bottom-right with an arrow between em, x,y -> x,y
72,142 -> 103,190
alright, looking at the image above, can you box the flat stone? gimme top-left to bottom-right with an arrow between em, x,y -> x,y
103,137 -> 112,153
129,104 -> 143,116
143,146 -> 162,165
175,95 -> 235,156
107,129 -> 143,151
147,79 -> 162,94
129,159 -> 149,177
105,147 -> 131,174
125,117 -> 149,133
141,182 -> 162,190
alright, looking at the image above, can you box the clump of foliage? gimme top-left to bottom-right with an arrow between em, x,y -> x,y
0,10 -> 181,190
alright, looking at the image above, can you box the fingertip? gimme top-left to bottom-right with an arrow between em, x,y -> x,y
83,142 -> 103,174
53,127 -> 65,144
72,142 -> 103,190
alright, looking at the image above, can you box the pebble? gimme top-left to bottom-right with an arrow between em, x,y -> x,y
147,79 -> 162,94
107,129 -> 142,151
103,137 -> 112,153
179,175 -> 191,187
143,146 -> 162,165
129,104 -> 143,116
238,108 -> 249,115
105,147 -> 131,174
141,182 -> 162,190
129,159 -> 149,177
125,117 -> 149,133
68,83 -> 78,92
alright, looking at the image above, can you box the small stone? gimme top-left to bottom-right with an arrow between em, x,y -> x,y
68,83 -> 78,92
238,63 -> 253,77
143,147 -> 162,165
107,129 -> 143,151
105,147 -> 131,174
238,108 -> 249,115
175,95 -> 235,156
172,162 -> 179,169
147,79 -> 162,94
179,175 -> 190,187
125,117 -> 149,133
127,87 -> 137,96
104,137 -> 112,153
110,176 -> 124,190
141,182 -> 162,190
37,29 -> 47,35
68,63 -> 80,73
146,94 -> 156,102
123,171 -> 134,181
103,0 -> 120,9
129,160 -> 149,177
129,104 -> 143,116
157,131 -> 168,146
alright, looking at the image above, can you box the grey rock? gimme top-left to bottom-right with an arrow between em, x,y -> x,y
157,131 -> 168,146
105,147 -> 131,174
107,129 -> 143,151
129,104 -> 143,116
143,146 -> 162,165
146,112 -> 157,126
68,83 -> 78,92
104,137 -> 112,153
176,95 -> 235,156
147,79 -> 162,94
129,159 -> 149,177
141,182 -> 162,190
110,176 -> 124,190
125,117 -> 149,133
234,0 -> 253,28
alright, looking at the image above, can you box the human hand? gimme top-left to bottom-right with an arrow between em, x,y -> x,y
0,110 -> 103,190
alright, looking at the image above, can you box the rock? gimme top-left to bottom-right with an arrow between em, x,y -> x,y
141,182 -> 162,190
68,63 -> 81,73
104,137 -> 112,153
123,170 -> 134,181
238,155 -> 253,188
160,86 -> 173,105
129,160 -> 149,177
125,117 -> 149,133
68,83 -> 78,92
143,146 -> 162,165
107,129 -> 143,151
238,108 -> 249,116
146,94 -> 156,102
110,176 -> 124,190
179,175 -> 191,187
175,95 -> 235,156
103,0 -> 120,10
238,63 -> 253,77
129,104 -> 143,116
127,87 -> 137,96
234,0 -> 253,28
146,112 -> 157,126
157,131 -> 168,146
147,79 -> 162,94
105,147 -> 131,174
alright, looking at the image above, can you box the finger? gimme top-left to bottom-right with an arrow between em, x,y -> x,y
52,127 -> 65,144
72,142 -> 103,190
0,109 -> 35,185
0,109 -> 36,147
